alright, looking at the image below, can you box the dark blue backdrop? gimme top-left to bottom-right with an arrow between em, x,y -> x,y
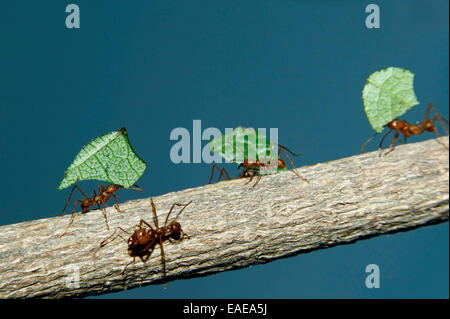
0,0 -> 448,298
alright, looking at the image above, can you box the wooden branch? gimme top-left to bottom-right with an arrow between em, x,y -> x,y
0,136 -> 448,298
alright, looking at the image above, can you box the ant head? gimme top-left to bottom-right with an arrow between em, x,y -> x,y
106,184 -> 120,192
278,158 -> 286,169
387,119 -> 404,129
169,221 -> 181,232
168,221 -> 183,240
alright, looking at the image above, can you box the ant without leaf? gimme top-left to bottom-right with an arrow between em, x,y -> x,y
99,198 -> 191,289
361,103 -> 449,156
209,144 -> 308,188
60,183 -> 144,237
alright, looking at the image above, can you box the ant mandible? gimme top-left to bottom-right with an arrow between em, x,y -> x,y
209,144 -> 308,187
60,183 -> 144,237
361,103 -> 449,155
99,198 -> 192,289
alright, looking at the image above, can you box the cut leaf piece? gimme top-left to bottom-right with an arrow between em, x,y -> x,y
207,126 -> 278,165
57,127 -> 147,190
362,67 -> 419,133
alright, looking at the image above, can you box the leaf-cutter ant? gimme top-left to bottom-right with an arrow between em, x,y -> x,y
99,198 -> 191,289
59,183 -> 143,237
361,103 -> 449,155
209,144 -> 308,187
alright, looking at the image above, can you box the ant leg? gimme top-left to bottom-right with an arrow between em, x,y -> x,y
216,166 -> 231,182
100,202 -> 110,231
60,185 -> 89,215
138,219 -> 155,230
122,257 -> 136,275
158,238 -> 167,290
427,103 -> 449,130
112,194 -> 125,213
384,131 -> 400,156
244,170 -> 255,185
424,102 -> 433,122
431,126 -> 449,150
150,198 -> 159,228
252,174 -> 262,188
139,239 -> 156,265
141,246 -> 155,262
394,131 -> 403,145
209,164 -> 231,184
99,226 -> 130,247
164,200 -> 193,227
376,128 -> 393,156
209,164 -> 219,184
361,132 -> 378,153
279,148 -> 308,182
378,129 -> 393,150
428,103 -> 449,149
59,200 -> 83,237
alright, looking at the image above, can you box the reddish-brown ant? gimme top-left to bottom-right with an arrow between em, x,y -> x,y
209,144 -> 308,187
99,198 -> 192,289
361,103 -> 449,155
60,183 -> 144,237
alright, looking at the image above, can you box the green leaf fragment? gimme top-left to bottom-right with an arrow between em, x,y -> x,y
362,67 -> 419,133
207,126 -> 278,165
57,127 -> 147,190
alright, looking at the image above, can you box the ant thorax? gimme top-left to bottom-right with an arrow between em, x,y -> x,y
408,124 -> 423,135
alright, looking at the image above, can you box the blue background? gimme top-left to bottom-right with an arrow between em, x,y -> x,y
0,0 -> 448,298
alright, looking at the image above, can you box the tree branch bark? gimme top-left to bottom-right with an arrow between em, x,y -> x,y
0,136 -> 448,298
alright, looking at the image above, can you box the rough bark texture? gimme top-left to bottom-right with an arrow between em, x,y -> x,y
0,137 -> 448,298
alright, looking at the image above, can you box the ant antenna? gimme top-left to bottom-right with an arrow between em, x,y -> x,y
164,201 -> 192,226
276,143 -> 302,157
268,142 -> 308,182
360,132 -> 378,153
173,201 -> 193,221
